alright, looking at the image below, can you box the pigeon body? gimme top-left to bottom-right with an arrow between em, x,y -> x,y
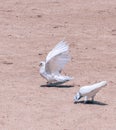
74,81 -> 107,103
39,40 -> 73,86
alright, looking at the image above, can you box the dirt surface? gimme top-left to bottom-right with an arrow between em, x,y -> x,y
0,0 -> 116,130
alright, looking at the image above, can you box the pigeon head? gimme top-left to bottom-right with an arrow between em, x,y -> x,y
39,61 -> 45,67
74,92 -> 82,103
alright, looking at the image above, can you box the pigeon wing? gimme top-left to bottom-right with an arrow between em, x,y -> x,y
45,40 -> 70,75
80,81 -> 107,95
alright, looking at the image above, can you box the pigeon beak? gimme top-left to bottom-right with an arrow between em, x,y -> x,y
74,92 -> 82,104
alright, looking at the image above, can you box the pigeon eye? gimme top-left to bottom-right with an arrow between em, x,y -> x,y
39,63 -> 42,66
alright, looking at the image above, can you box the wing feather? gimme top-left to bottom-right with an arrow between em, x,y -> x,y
45,40 -> 70,74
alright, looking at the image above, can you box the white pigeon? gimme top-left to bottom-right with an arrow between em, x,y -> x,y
74,81 -> 107,103
39,40 -> 73,86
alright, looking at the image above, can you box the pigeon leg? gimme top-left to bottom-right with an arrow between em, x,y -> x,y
46,82 -> 54,87
84,96 -> 88,103
91,95 -> 95,102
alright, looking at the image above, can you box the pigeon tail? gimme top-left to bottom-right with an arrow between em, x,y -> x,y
55,75 -> 74,82
91,81 -> 107,89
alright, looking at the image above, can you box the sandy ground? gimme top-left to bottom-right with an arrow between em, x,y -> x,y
0,0 -> 116,130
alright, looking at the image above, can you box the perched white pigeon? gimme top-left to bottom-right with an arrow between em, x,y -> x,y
74,81 -> 107,103
39,40 -> 73,86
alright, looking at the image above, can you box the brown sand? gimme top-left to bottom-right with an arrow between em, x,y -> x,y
0,0 -> 116,130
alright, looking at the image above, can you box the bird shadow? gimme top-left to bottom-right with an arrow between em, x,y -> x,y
40,84 -> 74,88
74,100 -> 108,106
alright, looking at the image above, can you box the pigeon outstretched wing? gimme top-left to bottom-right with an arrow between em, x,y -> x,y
45,40 -> 70,75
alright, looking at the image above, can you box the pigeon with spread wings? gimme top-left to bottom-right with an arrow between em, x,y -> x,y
39,40 -> 73,86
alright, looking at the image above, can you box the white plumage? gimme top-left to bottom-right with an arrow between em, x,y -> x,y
39,40 -> 73,86
74,81 -> 107,103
